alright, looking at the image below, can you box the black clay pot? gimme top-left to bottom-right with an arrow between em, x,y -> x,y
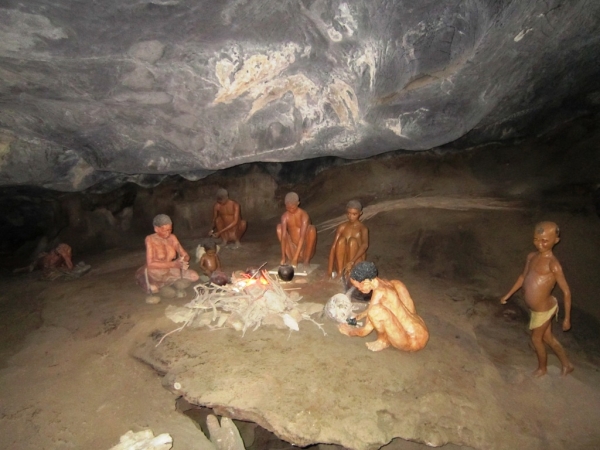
245,267 -> 260,278
278,264 -> 295,281
210,270 -> 230,286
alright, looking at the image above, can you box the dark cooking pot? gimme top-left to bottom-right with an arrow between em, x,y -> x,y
278,264 -> 295,281
245,267 -> 260,278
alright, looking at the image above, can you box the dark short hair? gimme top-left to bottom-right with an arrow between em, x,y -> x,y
153,214 -> 172,227
350,261 -> 378,282
203,241 -> 217,251
346,200 -> 362,211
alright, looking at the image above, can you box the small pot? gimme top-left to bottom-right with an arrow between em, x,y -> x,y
245,267 -> 260,278
278,264 -> 295,282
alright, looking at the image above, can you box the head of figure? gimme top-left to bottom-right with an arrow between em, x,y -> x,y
216,188 -> 229,204
533,221 -> 560,253
346,200 -> 363,222
284,192 -> 300,213
203,241 -> 217,254
55,243 -> 72,258
349,261 -> 378,293
153,214 -> 173,239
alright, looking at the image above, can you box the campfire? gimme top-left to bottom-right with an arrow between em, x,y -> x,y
158,269 -> 325,346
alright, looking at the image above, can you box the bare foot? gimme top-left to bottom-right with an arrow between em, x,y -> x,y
366,340 -> 390,352
561,364 -> 575,377
532,368 -> 547,378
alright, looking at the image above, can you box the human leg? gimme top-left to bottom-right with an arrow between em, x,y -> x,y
531,320 -> 551,377
182,268 -> 200,283
542,324 -> 574,376
301,225 -> 317,265
235,220 -> 247,244
365,304 -> 397,351
276,225 -> 296,261
334,238 -> 347,274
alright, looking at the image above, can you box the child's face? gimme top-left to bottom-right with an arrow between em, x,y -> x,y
533,225 -> 559,253
346,208 -> 361,222
206,249 -> 216,255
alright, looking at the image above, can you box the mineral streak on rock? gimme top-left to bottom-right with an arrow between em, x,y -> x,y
0,1 -> 598,190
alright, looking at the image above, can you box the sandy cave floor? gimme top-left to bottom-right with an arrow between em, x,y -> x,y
1,205 -> 600,450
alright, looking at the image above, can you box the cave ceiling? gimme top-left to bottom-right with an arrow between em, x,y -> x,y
0,0 -> 599,191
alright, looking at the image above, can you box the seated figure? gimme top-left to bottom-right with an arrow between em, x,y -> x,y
327,200 -> 369,279
338,261 -> 429,352
276,192 -> 317,267
210,188 -> 247,247
136,214 -> 199,293
14,243 -> 74,275
198,241 -> 221,276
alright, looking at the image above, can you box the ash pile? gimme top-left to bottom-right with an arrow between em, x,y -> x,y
161,270 -> 324,342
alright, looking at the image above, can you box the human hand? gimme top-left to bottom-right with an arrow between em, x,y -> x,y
500,295 -> 509,304
344,262 -> 353,274
562,318 -> 571,332
338,323 -> 354,336
175,258 -> 189,270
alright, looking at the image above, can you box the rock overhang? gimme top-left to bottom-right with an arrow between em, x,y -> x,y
0,0 -> 599,191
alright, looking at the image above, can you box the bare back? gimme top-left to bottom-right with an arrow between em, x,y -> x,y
375,280 -> 427,334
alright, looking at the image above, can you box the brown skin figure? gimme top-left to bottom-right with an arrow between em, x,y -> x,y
210,188 -> 247,247
327,200 -> 369,279
199,242 -> 221,276
15,243 -> 74,275
338,262 -> 429,352
276,192 -> 317,267
500,221 -> 574,377
136,214 -> 199,293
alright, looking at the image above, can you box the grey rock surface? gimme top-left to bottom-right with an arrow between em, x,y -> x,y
1,0 -> 599,190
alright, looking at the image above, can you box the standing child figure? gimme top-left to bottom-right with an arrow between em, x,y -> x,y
500,221 -> 574,377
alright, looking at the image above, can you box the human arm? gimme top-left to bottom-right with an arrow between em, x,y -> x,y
210,203 -> 219,235
172,236 -> 190,263
344,226 -> 369,275
339,318 -> 374,337
291,212 -> 310,266
500,275 -> 524,304
552,260 -> 572,331
56,245 -> 74,270
500,254 -> 531,304
216,202 -> 241,236
280,215 -> 289,265
327,225 -> 343,277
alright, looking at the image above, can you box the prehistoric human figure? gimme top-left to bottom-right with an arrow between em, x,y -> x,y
14,243 -> 74,275
210,188 -> 247,247
338,261 -> 429,352
327,200 -> 369,279
198,241 -> 221,276
500,221 -> 574,377
136,214 -> 199,293
276,192 -> 317,267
